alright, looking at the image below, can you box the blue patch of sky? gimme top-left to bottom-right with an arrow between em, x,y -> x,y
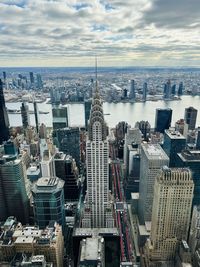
73,3 -> 92,10
105,34 -> 133,41
3,0 -> 26,8
99,0 -> 115,11
92,24 -> 108,32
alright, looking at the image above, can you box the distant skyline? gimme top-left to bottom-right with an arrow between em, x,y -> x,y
0,0 -> 200,67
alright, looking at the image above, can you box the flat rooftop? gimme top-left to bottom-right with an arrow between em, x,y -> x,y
80,237 -> 103,262
142,144 -> 168,160
74,228 -> 119,237
165,129 -> 186,139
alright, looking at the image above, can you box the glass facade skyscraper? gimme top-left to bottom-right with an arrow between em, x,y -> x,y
0,79 -> 9,144
155,108 -> 172,133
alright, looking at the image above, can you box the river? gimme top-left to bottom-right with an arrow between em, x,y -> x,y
6,95 -> 200,129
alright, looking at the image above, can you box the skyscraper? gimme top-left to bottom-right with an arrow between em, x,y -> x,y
32,176 -> 65,229
163,79 -> 171,99
196,128 -> 200,149
177,149 -> 200,205
21,102 -> 30,129
33,101 -> 39,134
144,167 -> 194,264
143,82 -> 147,101
138,144 -> 169,223
178,82 -> 184,96
129,79 -> 136,100
82,88 -> 114,228
84,99 -> 92,129
0,156 -> 30,224
0,79 -> 9,144
52,105 -> 68,130
184,106 -> 198,130
29,72 -> 34,84
53,127 -> 80,168
163,129 -> 186,167
155,108 -> 172,133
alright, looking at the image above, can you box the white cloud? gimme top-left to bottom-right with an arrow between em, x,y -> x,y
0,0 -> 199,66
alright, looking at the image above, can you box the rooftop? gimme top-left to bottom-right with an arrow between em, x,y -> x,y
80,237 -> 104,262
142,143 -> 168,160
165,129 -> 186,139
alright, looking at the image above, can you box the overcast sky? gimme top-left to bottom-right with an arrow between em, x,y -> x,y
0,0 -> 200,67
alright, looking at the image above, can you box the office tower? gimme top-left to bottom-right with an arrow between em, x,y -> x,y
175,118 -> 188,136
40,149 -> 56,177
0,79 -> 9,144
84,99 -> 92,129
189,205 -> 200,254
82,89 -> 114,228
155,108 -> 172,133
171,84 -> 176,95
178,82 -> 184,96
115,121 -> 128,142
78,237 -> 105,267
0,156 -> 30,223
184,106 -> 198,130
163,129 -> 186,167
3,71 -> 6,80
175,241 -> 192,267
36,74 -> 43,89
33,101 -> 39,133
144,167 -> 194,264
27,165 -> 41,182
138,144 -> 169,223
164,79 -> 171,99
124,127 -> 142,167
4,140 -> 18,156
52,105 -> 68,130
53,127 -> 80,167
21,102 -> 30,129
177,150 -> 200,205
129,79 -> 136,100
196,128 -> 200,149
54,152 -> 79,201
123,88 -> 128,98
135,120 -> 151,140
39,123 -> 47,139
32,176 -> 65,229
0,218 -> 64,267
143,82 -> 147,101
29,72 -> 34,84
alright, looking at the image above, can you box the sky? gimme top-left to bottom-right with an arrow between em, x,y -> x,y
0,0 -> 200,67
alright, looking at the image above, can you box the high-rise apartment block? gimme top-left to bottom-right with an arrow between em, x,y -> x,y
82,89 -> 114,228
0,79 -> 9,144
184,106 -> 198,130
129,79 -> 136,100
139,144 -> 169,223
144,167 -> 194,265
163,129 -> 186,167
40,149 -> 56,177
32,176 -> 65,229
155,108 -> 172,133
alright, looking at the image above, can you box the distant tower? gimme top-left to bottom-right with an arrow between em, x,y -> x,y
171,84 -> 176,95
29,72 -> 34,84
0,156 -> 30,224
135,120 -> 151,140
138,144 -> 169,223
84,100 -> 92,129
184,106 -> 198,130
143,82 -> 147,101
144,167 -> 194,263
164,79 -> 171,99
129,79 -> 136,100
39,123 -> 47,139
3,71 -> 6,81
82,87 -> 114,228
155,108 -> 172,133
33,101 -> 39,134
32,176 -> 65,229
21,102 -> 30,129
36,74 -> 43,89
178,82 -> 184,96
163,129 -> 186,167
0,79 -> 9,144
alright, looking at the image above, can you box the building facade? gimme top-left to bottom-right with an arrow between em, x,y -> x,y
155,108 -> 172,133
0,79 -> 9,144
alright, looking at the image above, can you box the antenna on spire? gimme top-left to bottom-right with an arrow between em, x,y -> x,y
95,56 -> 98,93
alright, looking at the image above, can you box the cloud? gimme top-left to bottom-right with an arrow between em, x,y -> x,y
0,0 -> 199,66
